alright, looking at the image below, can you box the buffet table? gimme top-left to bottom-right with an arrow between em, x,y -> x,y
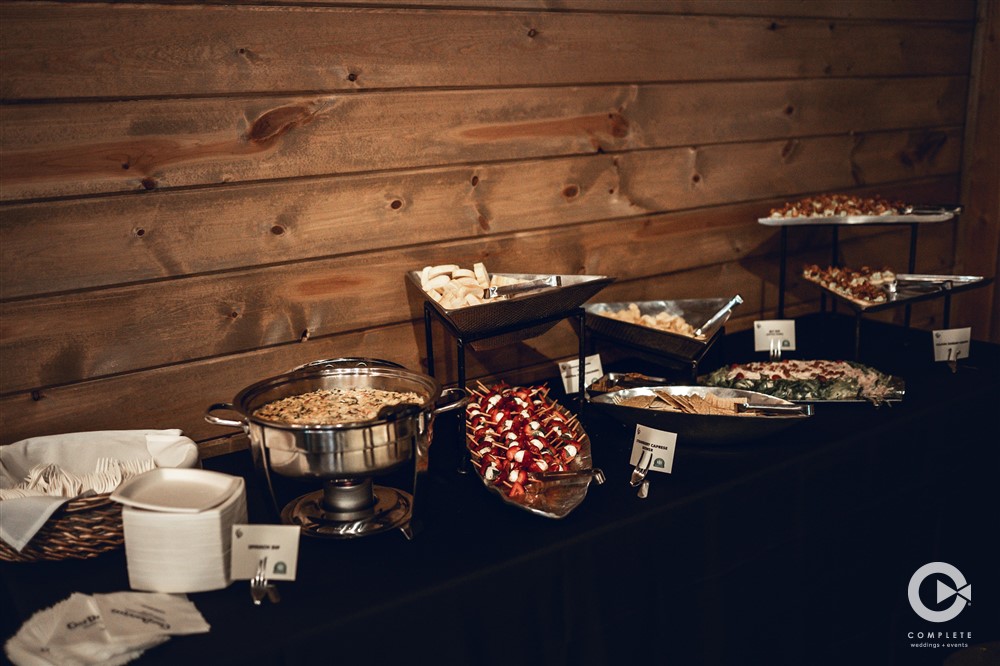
2,315 -> 998,666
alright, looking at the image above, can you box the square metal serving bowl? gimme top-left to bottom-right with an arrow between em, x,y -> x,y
584,298 -> 735,362
409,271 -> 614,347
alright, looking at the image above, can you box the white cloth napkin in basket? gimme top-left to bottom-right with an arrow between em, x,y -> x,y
0,430 -> 200,552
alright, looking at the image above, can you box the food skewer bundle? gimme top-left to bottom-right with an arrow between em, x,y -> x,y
466,382 -> 584,499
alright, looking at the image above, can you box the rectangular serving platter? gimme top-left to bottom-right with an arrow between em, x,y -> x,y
590,371 -> 905,405
697,362 -> 906,405
804,274 -> 989,313
758,209 -> 958,227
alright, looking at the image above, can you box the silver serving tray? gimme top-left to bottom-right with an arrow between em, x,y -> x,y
409,271 -> 613,347
592,371 -> 904,404
804,273 -> 988,313
588,386 -> 811,446
585,298 -> 737,362
758,206 -> 959,227
697,364 -> 906,405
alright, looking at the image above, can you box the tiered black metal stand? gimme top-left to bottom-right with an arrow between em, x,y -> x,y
769,213 -> 987,358
776,222 -> 922,321
585,328 -> 723,384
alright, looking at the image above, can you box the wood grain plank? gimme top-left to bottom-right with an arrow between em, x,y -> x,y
0,322 -> 430,446
26,1 -> 972,22
1,121 -> 964,298
0,177 -> 960,394
0,75 -> 968,202
312,1 -> 977,22
0,229 -> 957,446
955,0 -> 1000,343
0,4 -> 972,100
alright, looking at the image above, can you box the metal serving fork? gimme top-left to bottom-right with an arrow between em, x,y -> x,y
250,556 -> 281,605
251,557 -> 268,606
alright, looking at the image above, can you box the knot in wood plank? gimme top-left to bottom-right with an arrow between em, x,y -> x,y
898,131 -> 948,167
247,104 -> 321,145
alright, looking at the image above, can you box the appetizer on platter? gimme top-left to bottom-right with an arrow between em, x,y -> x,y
418,262 -> 527,309
802,264 -> 896,305
253,387 -> 421,425
616,390 -> 754,415
769,194 -> 905,219
699,359 -> 903,404
466,382 -> 586,501
598,302 -> 699,337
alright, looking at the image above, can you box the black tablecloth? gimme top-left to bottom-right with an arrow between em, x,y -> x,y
3,315 -> 998,666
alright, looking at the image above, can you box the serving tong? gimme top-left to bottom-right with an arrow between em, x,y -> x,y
694,294 -> 743,338
737,402 -> 813,416
899,204 -> 962,216
534,468 -> 606,485
884,273 -> 982,296
483,275 -> 561,300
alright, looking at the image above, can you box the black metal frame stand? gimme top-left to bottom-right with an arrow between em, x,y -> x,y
422,302 -> 588,403
423,303 -> 590,473
775,222 -> 947,358
585,330 -> 721,384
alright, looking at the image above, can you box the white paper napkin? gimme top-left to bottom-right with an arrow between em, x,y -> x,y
92,591 -> 211,636
3,593 -> 163,666
3,591 -> 209,666
0,430 -> 200,552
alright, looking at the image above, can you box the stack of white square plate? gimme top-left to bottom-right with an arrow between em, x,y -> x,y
110,468 -> 247,593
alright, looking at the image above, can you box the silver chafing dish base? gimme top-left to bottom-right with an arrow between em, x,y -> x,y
280,478 -> 413,539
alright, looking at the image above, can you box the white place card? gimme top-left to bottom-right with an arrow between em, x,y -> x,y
230,524 -> 301,581
754,319 -> 796,353
628,424 -> 678,475
558,353 -> 604,394
932,327 -> 972,362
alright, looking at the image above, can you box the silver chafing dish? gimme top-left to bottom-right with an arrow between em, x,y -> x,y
205,358 -> 465,539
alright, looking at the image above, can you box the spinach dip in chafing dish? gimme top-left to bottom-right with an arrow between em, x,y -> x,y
253,387 -> 422,425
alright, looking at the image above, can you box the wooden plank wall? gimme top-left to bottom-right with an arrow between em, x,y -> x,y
0,0 -> 993,455
956,0 -> 1000,341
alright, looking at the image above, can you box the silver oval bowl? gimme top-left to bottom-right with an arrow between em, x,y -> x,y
588,385 -> 811,447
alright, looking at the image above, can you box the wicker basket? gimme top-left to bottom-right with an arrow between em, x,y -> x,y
0,493 -> 124,563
